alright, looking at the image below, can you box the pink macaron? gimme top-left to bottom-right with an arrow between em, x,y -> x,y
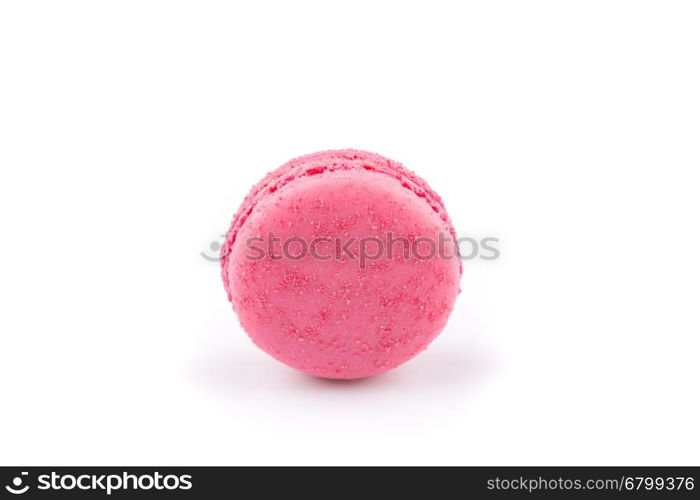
221,149 -> 461,379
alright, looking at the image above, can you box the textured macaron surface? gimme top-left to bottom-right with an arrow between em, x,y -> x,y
222,150 -> 461,379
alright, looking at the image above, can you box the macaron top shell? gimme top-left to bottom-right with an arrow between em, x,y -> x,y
221,150 -> 461,379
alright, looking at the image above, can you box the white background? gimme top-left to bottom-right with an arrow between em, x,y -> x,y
1,1 -> 698,466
